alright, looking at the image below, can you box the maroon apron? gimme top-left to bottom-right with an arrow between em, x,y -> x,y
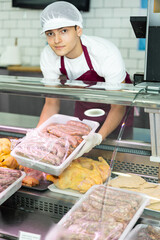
60,43 -> 133,128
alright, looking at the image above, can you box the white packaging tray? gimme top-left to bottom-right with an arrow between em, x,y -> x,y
58,185 -> 149,240
125,224 -> 160,240
48,183 -> 83,198
11,114 -> 99,176
0,171 -> 26,205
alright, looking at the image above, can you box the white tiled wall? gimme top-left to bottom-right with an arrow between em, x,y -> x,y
0,0 -> 147,79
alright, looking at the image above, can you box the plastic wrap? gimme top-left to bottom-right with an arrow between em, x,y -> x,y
56,185 -> 149,240
13,130 -> 70,167
126,224 -> 160,240
11,114 -> 99,176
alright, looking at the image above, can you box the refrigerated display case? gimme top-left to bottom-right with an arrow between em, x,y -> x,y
0,75 -> 160,239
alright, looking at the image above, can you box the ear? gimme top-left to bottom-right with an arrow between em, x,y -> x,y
76,26 -> 82,37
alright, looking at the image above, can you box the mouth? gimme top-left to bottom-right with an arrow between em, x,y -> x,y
54,46 -> 65,50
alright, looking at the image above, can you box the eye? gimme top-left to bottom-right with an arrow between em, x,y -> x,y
61,29 -> 67,34
46,32 -> 54,37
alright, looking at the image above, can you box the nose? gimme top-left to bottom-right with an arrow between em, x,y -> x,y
54,33 -> 61,44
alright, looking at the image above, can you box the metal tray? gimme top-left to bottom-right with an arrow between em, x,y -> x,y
22,180 -> 52,191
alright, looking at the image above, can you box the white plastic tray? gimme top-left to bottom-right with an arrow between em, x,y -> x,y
48,184 -> 83,198
11,114 -> 99,176
58,185 -> 149,240
125,224 -> 160,240
0,171 -> 26,205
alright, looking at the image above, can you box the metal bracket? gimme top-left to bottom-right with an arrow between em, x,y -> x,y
145,108 -> 160,162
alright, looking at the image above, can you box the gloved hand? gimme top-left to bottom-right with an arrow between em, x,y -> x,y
75,132 -> 102,159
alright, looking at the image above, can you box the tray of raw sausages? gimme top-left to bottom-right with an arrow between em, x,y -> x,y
45,185 -> 149,240
0,167 -> 26,205
11,114 -> 99,176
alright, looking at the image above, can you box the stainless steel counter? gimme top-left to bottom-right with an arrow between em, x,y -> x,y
0,206 -> 54,239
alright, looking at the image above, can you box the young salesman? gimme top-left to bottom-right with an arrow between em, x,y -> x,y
38,1 -> 133,157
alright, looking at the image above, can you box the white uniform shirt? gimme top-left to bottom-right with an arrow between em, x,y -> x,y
40,35 -> 126,87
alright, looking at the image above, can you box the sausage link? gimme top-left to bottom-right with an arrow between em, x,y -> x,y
47,128 -> 78,148
66,120 -> 91,131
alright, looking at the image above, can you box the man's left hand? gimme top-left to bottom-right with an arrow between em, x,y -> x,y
75,132 -> 102,159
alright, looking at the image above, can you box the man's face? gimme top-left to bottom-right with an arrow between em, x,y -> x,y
45,26 -> 82,59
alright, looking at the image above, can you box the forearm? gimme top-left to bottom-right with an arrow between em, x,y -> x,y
98,104 -> 126,140
37,98 -> 60,127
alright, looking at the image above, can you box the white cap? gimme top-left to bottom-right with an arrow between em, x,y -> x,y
40,1 -> 83,34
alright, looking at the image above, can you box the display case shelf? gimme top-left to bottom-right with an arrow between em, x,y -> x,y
1,75 -> 160,109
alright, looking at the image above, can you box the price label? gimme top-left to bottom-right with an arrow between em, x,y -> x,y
19,231 -> 41,240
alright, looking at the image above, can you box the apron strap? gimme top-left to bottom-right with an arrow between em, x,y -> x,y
60,41 -> 94,79
81,43 -> 94,71
60,56 -> 69,79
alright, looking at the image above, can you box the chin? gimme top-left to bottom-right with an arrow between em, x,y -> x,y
54,50 -> 67,57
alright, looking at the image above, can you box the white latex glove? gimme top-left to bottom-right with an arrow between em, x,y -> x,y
75,133 -> 102,159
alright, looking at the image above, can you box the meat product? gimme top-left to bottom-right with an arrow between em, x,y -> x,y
0,167 -> 21,178
41,131 -> 59,140
47,127 -> 78,148
74,135 -> 83,144
0,167 -> 22,193
0,174 -> 8,180
0,176 -> 18,186
41,153 -> 62,165
45,123 -> 58,132
82,201 -> 97,212
14,119 -> 93,170
56,124 -> 90,136
16,139 -> 68,166
54,143 -> 67,158
59,186 -> 144,240
137,225 -> 160,240
72,210 -> 101,222
92,187 -> 140,209
137,229 -> 153,240
40,130 -> 71,148
66,120 -> 91,131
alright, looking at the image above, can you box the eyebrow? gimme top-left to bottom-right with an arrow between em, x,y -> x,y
46,27 -> 69,33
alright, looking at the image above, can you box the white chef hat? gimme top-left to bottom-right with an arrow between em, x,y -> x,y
40,1 -> 83,34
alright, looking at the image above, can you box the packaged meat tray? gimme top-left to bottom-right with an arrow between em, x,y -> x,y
0,167 -> 26,205
56,185 -> 149,240
125,224 -> 160,240
11,114 -> 99,176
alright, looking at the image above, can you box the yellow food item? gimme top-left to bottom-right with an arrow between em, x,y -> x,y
46,174 -> 55,182
0,138 -> 11,156
75,156 -> 110,182
0,138 -> 19,169
0,154 -> 19,169
48,157 -> 110,193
